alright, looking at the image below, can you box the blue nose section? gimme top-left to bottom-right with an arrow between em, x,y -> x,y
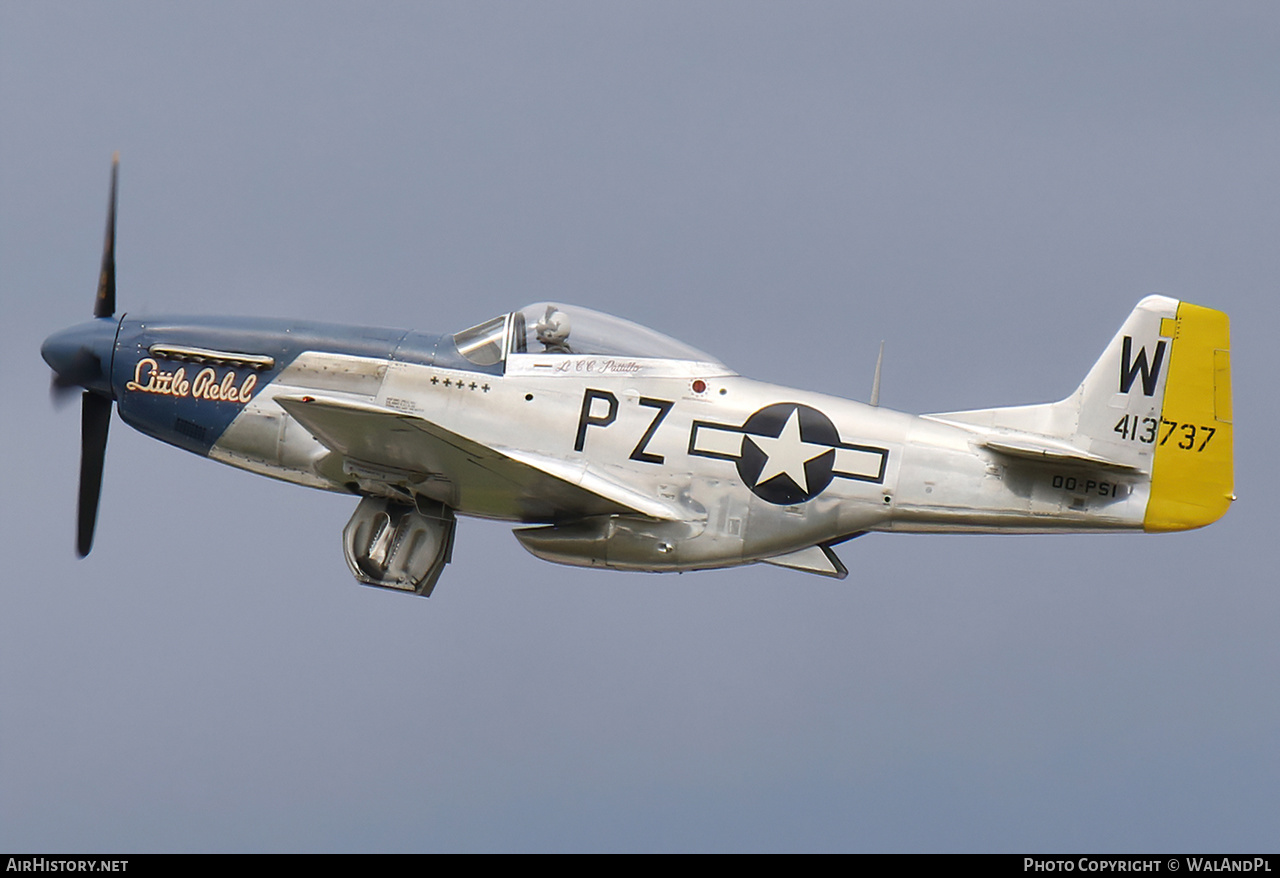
42,318 -> 119,397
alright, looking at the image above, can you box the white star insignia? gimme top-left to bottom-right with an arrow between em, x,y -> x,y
748,408 -> 829,493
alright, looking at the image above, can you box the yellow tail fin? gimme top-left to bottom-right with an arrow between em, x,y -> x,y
1143,302 -> 1233,532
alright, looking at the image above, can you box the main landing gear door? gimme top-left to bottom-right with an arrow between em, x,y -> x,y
342,496 -> 456,597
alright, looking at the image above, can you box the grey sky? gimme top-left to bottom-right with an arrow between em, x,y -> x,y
2,1 -> 1277,852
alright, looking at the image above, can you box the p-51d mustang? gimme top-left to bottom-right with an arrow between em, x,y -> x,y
43,160 -> 1234,596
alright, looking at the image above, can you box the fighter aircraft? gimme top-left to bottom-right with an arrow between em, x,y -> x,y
42,159 -> 1234,596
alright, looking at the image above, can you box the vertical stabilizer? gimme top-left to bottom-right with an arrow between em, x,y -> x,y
1067,294 -> 1233,525
927,295 -> 1233,532
1072,294 -> 1178,472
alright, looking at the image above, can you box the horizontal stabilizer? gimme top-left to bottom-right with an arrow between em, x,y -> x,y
981,437 -> 1142,473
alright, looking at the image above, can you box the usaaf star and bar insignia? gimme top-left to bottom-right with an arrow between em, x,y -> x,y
689,403 -> 888,505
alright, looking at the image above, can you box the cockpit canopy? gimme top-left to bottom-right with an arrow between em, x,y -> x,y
452,303 -> 727,369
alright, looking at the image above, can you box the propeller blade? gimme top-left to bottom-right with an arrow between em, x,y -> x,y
93,153 -> 118,319
77,391 -> 112,557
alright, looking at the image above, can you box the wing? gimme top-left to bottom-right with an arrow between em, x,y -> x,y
274,394 -> 681,522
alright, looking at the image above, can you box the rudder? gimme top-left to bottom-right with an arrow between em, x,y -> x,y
1142,301 -> 1233,531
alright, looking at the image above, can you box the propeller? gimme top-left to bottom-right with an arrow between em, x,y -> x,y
78,155 -> 119,555
44,154 -> 119,556
78,391 -> 112,556
95,155 -> 117,319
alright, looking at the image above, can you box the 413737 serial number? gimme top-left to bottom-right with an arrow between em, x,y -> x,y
1114,415 -> 1217,451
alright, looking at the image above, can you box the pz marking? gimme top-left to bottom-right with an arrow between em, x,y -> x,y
574,389 -> 675,464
